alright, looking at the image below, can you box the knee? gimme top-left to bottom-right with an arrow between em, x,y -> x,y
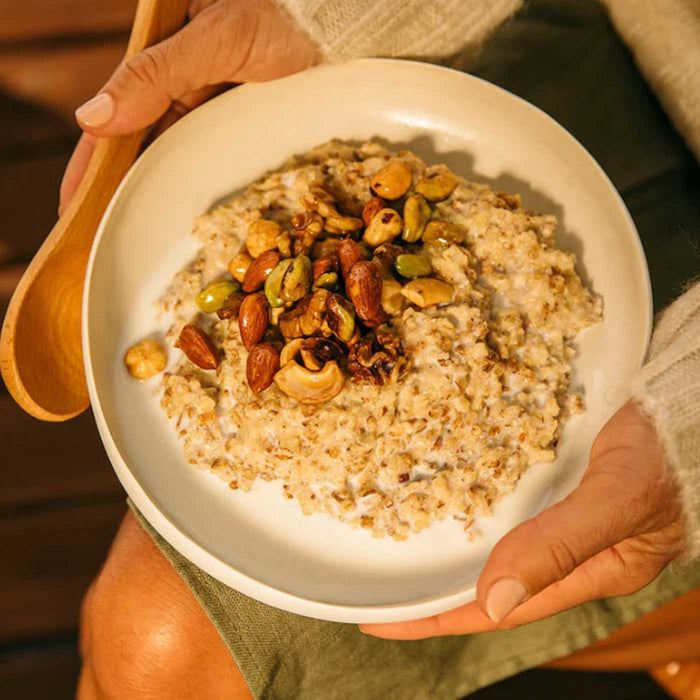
79,512 -> 249,699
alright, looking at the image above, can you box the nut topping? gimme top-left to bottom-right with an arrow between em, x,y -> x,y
370,160 -> 412,199
422,220 -> 464,246
163,152 -> 474,399
178,324 -> 220,370
246,219 -> 282,258
325,293 -> 356,342
401,278 -> 454,308
228,251 -> 253,282
347,330 -> 406,385
246,342 -> 280,393
238,292 -> 269,349
216,290 -> 245,320
300,289 -> 329,336
402,194 -> 431,242
363,208 -> 403,247
415,171 -> 459,202
380,279 -> 406,316
196,279 -> 240,314
362,197 -> 386,227
394,254 -> 432,279
274,360 -> 345,404
337,238 -> 366,279
124,339 -> 167,379
242,249 -> 282,292
312,256 -> 338,281
345,260 -> 383,322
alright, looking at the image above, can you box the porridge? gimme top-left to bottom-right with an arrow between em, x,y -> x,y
127,141 -> 602,540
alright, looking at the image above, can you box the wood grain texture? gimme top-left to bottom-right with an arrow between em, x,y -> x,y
0,40 -> 128,119
0,0 -> 138,41
0,93 -> 78,159
0,499 -> 125,642
0,396 -> 119,510
0,154 -> 77,266
0,0 -> 191,421
0,647 -> 80,700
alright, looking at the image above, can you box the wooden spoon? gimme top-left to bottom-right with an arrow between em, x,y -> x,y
0,0 -> 190,421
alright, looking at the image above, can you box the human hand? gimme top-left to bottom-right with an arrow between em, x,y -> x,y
59,0 -> 319,214
362,400 -> 685,639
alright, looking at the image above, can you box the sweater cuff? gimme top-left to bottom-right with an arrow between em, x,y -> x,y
600,0 -> 700,163
275,0 -> 522,63
631,281 -> 700,562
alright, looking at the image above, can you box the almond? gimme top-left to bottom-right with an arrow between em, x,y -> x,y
312,256 -> 338,281
337,238 -> 366,279
238,292 -> 269,349
362,309 -> 391,328
246,342 -> 280,393
242,249 -> 282,292
345,260 -> 382,321
178,324 -> 220,370
362,197 -> 386,227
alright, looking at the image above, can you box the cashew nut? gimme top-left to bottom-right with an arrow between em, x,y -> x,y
280,338 -> 304,366
274,360 -> 345,404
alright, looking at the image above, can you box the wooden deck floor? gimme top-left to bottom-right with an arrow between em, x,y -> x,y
1,1 -> 698,697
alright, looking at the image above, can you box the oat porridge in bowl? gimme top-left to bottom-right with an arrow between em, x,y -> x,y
125,140 -> 602,540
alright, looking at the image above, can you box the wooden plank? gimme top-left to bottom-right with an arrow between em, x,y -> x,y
0,152 -> 74,265
0,0 -> 138,41
0,647 -> 80,700
0,39 -> 127,118
0,396 -> 121,509
0,93 -> 78,160
0,498 -> 125,642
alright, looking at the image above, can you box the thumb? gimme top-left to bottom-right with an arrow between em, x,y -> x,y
74,0 -> 318,135
476,470 -> 641,625
75,32 -> 199,134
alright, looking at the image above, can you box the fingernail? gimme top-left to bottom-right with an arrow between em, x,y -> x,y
75,93 -> 115,127
486,578 -> 528,623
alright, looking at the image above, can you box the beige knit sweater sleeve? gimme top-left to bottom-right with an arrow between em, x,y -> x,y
275,0 -> 522,63
633,283 -> 700,562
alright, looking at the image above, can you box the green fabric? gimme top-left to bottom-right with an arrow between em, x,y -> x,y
130,1 -> 700,698
132,502 -> 700,700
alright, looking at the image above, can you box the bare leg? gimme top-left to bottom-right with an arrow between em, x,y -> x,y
77,510 -> 252,700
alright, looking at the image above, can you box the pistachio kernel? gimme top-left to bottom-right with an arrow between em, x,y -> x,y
313,272 -> 339,290
422,220 -> 464,246
394,254 -> 432,279
195,279 -> 240,314
280,255 -> 312,303
415,171 -> 459,202
402,194 -> 431,242
265,258 -> 293,307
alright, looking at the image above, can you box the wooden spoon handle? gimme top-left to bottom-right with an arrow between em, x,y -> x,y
62,0 -> 191,252
0,0 -> 189,421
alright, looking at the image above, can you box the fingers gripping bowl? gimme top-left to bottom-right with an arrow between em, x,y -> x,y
84,60 -> 651,623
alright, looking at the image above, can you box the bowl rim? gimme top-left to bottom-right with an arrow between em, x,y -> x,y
82,57 -> 652,623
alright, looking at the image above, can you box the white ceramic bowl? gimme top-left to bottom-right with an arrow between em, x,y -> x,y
83,59 -> 652,623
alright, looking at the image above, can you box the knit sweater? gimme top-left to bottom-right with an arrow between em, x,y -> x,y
277,0 -> 700,560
